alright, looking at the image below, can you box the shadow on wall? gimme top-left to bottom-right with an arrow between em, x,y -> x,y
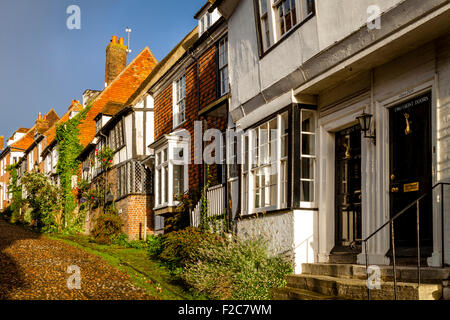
0,219 -> 40,300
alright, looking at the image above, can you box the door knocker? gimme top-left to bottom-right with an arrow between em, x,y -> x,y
404,113 -> 412,135
343,142 -> 351,159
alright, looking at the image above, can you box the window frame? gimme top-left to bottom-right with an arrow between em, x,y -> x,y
241,111 -> 289,215
254,0 -> 316,57
173,75 -> 186,128
154,139 -> 189,210
217,37 -> 229,97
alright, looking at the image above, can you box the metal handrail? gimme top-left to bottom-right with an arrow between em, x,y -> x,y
363,182 -> 450,300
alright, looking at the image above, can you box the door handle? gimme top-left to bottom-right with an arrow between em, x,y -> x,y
391,187 -> 399,193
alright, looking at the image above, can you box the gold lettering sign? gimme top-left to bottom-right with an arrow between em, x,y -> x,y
404,182 -> 419,193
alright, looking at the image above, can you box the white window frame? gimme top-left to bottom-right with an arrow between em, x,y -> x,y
242,112 -> 289,214
173,75 -> 186,128
218,37 -> 229,97
154,136 -> 189,209
257,0 -> 315,52
299,109 -> 316,206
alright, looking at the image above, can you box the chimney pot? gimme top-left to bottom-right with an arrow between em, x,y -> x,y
119,37 -> 124,45
112,35 -> 118,44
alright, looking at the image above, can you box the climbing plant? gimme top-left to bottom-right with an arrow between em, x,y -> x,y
55,105 -> 92,230
6,164 -> 24,222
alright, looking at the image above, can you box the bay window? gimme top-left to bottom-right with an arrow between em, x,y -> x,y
241,105 -> 317,215
242,112 -> 289,213
154,137 -> 189,209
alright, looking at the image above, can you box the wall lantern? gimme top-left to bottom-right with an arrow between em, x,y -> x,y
356,112 -> 376,144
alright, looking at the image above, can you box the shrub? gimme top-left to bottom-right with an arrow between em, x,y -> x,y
157,227 -> 223,271
147,235 -> 164,258
91,212 -> 123,244
182,237 -> 292,300
21,171 -> 63,232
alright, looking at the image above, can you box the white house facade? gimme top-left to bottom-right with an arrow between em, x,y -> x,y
214,0 -> 450,274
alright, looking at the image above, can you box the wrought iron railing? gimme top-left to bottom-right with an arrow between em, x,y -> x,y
363,182 -> 450,300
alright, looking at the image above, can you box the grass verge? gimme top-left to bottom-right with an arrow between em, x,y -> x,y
47,233 -> 206,300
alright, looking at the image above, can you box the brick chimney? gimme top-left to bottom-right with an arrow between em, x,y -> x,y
105,35 -> 128,87
36,113 -> 50,134
0,136 -> 4,151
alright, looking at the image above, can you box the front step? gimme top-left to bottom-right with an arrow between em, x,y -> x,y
302,263 -> 450,284
271,287 -> 344,300
286,274 -> 442,300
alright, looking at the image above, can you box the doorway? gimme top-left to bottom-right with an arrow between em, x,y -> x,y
389,92 -> 433,252
332,124 -> 362,260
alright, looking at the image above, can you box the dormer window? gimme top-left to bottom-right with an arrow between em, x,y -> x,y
200,12 -> 211,35
69,111 -> 79,119
198,7 -> 221,36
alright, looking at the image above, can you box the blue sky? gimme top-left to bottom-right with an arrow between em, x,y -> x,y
0,0 -> 205,141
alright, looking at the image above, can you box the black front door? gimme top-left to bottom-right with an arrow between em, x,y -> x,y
335,125 -> 362,250
389,92 -> 433,249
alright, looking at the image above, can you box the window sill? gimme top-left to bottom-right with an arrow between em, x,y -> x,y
172,120 -> 186,131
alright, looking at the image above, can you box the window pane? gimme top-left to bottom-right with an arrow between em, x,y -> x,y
157,169 -> 161,204
302,110 -> 316,133
306,0 -> 314,15
301,157 -> 314,179
163,166 -> 168,203
173,165 -> 184,197
260,0 -> 267,14
301,181 -> 314,202
302,134 -> 315,156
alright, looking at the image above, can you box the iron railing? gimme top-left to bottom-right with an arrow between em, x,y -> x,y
363,182 -> 450,300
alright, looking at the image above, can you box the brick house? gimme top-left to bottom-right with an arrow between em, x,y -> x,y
125,1 -> 231,233
76,36 -> 159,240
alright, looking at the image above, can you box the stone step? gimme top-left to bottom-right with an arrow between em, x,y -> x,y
302,263 -> 450,284
287,274 -> 442,300
272,287 -> 344,300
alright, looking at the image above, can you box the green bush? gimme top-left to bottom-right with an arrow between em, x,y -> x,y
157,227 -> 223,271
182,236 -> 292,300
21,171 -> 63,232
147,234 -> 164,258
91,213 -> 123,244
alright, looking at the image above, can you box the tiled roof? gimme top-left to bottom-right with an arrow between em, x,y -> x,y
100,102 -> 124,117
43,100 -> 83,147
78,46 -> 159,147
10,109 -> 60,152
126,27 -> 199,106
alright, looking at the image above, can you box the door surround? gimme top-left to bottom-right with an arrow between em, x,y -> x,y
317,100 -> 367,263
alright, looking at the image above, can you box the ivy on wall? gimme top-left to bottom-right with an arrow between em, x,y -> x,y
55,105 -> 92,229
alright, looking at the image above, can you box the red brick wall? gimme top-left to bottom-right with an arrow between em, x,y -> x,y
153,45 -> 223,193
117,194 -> 154,240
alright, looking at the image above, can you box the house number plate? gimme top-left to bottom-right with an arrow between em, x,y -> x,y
404,182 -> 419,193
